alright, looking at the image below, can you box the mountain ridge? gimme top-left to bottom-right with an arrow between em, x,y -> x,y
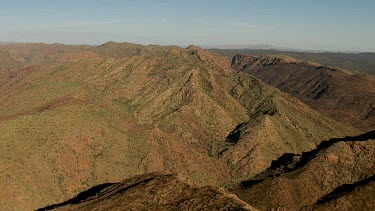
212,48 -> 375,75
232,54 -> 375,132
234,131 -> 375,210
0,42 -> 358,209
36,173 -> 256,211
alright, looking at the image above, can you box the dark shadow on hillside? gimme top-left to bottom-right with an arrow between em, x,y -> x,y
240,130 -> 375,188
314,174 -> 375,205
225,122 -> 247,144
36,182 -> 114,211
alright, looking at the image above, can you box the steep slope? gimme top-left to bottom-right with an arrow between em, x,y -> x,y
0,43 -> 356,209
234,131 -> 375,210
232,54 -> 375,131
37,173 -> 255,211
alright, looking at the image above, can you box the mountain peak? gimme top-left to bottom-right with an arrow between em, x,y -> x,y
186,44 -> 234,73
186,44 -> 204,50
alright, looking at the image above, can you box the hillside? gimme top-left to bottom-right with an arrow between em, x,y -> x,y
234,131 -> 375,210
306,174 -> 374,211
211,48 -> 375,75
0,43 -> 356,210
232,54 -> 375,132
37,173 -> 255,211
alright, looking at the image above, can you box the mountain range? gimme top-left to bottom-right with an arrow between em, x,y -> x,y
202,44 -> 279,50
212,48 -> 375,75
0,41 -> 15,45
0,42 -> 373,210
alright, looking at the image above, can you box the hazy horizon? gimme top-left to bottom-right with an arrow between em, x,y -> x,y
1,0 -> 375,52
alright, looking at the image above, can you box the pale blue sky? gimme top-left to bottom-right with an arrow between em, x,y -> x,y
1,0 -> 374,51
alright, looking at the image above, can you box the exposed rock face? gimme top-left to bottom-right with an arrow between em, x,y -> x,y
234,131 -> 375,210
232,54 -> 375,132
37,173 -> 256,211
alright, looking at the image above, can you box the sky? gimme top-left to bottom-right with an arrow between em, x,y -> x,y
0,0 -> 374,51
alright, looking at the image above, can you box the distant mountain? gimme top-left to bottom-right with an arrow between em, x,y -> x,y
205,44 -> 368,53
203,44 -> 280,50
0,42 -> 355,210
37,173 -> 255,210
211,48 -> 375,75
0,41 -> 15,45
234,131 -> 375,210
232,54 -> 375,131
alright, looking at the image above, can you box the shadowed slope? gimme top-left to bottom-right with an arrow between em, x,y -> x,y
232,54 -> 375,131
234,131 -> 375,210
306,174 -> 375,211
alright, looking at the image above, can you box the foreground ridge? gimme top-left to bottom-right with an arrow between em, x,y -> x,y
234,131 -> 375,210
37,173 -> 256,211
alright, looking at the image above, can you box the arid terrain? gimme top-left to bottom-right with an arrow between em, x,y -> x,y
234,130 -> 375,210
0,42 -> 373,210
232,54 -> 375,132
